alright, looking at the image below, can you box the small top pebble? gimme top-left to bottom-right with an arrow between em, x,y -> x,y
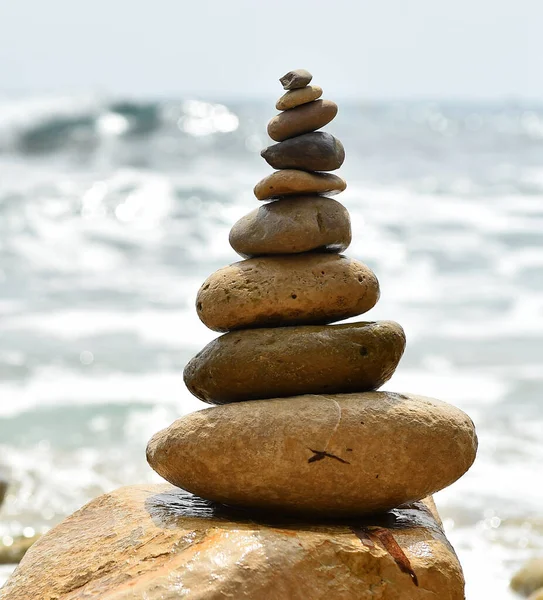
279,69 -> 312,90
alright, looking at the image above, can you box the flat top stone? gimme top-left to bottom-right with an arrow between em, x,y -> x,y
280,69 -> 313,90
0,484 -> 466,599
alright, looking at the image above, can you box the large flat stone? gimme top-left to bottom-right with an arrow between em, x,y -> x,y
0,484 -> 466,599
148,392 -> 477,515
184,321 -> 405,403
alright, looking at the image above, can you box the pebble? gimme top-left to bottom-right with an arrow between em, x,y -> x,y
254,169 -> 346,201
229,196 -> 351,258
196,253 -> 379,332
279,69 -> 312,90
267,99 -> 338,142
276,85 -> 322,111
511,558 -> 543,597
184,320 -> 404,403
261,132 -> 345,171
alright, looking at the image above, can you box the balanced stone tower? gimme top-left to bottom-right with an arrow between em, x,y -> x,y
147,69 -> 477,517
0,70 -> 479,600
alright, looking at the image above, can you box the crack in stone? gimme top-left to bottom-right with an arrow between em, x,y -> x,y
322,398 -> 343,453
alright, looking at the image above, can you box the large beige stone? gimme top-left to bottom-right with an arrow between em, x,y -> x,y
148,393 -> 477,516
276,85 -> 323,110
196,254 -> 379,332
229,196 -> 351,258
0,485 -> 466,600
254,169 -> 346,200
511,558 -> 543,596
184,321 -> 406,403
267,99 -> 338,142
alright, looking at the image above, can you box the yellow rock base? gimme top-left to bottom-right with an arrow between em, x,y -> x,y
1,485 -> 465,599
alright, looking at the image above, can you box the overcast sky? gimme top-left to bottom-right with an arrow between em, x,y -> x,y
1,0 -> 541,99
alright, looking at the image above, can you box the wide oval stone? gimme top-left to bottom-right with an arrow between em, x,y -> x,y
279,68 -> 312,90
229,196 -> 351,258
261,132 -> 345,171
184,321 -> 405,403
254,169 -> 346,200
196,254 -> 379,332
276,85 -> 323,110
267,100 -> 338,142
147,392 -> 478,516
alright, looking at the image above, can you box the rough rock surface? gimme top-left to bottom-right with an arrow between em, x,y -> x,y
262,132 -> 345,171
184,321 -> 405,403
267,99 -> 338,141
196,254 -> 379,332
511,558 -> 543,596
0,485 -> 465,600
279,68 -> 312,90
276,85 -> 323,110
254,169 -> 346,200
148,393 -> 477,515
230,196 -> 351,258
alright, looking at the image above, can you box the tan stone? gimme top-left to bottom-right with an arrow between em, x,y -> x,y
280,68 -> 312,90
530,589 -> 543,600
0,485 -> 466,600
196,254 -> 379,332
254,169 -> 346,200
229,196 -> 351,258
511,558 -> 543,596
148,393 -> 477,515
267,100 -> 338,142
184,321 -> 405,403
276,85 -> 323,110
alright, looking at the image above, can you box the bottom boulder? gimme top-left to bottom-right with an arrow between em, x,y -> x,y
0,484 -> 465,600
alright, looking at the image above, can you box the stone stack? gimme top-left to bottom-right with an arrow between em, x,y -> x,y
1,70 -> 479,600
147,69 -> 478,517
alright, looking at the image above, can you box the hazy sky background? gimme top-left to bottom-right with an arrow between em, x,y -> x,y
0,0 -> 541,99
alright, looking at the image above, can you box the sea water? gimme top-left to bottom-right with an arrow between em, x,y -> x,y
0,95 -> 542,597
